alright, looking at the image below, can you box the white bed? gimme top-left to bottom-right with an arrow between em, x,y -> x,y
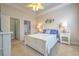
25,33 -> 58,56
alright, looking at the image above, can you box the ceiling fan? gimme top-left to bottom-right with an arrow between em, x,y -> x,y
27,3 -> 44,11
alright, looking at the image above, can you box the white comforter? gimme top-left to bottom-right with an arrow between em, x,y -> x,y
25,33 -> 58,55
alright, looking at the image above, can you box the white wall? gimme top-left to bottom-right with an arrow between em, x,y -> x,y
37,4 -> 79,44
1,4 -> 36,40
1,3 -> 79,44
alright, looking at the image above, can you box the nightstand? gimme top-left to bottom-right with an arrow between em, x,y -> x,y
60,32 -> 70,45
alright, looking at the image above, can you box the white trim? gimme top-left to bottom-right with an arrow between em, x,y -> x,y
2,4 -> 35,19
71,42 -> 79,45
37,3 -> 72,17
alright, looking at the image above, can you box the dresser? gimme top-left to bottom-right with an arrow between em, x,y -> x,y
0,32 -> 12,56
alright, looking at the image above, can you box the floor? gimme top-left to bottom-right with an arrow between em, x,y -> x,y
12,39 -> 79,56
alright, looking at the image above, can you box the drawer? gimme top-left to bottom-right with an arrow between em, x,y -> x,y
60,33 -> 70,37
0,49 -> 3,56
62,37 -> 68,42
0,35 -> 2,49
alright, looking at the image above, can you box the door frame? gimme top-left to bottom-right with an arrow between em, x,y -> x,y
10,17 -> 20,40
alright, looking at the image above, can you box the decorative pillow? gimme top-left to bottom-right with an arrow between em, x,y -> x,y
50,29 -> 58,34
42,29 -> 46,33
45,29 -> 50,34
50,29 -> 59,38
43,29 -> 50,34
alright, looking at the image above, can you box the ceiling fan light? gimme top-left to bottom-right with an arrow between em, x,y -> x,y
27,3 -> 44,11
37,4 -> 44,9
33,6 -> 36,11
27,4 -> 33,7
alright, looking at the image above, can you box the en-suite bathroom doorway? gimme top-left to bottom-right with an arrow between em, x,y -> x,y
24,20 -> 31,35
10,17 -> 20,40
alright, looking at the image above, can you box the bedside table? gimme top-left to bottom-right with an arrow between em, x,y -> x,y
60,32 -> 70,45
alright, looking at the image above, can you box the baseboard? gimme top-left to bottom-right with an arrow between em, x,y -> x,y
71,42 -> 79,45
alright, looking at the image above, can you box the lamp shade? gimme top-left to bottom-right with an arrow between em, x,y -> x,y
36,23 -> 43,32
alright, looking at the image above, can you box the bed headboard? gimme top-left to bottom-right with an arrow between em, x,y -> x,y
43,29 -> 58,33
43,29 -> 59,37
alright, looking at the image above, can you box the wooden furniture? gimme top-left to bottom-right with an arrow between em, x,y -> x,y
25,33 -> 58,56
0,32 -> 12,56
60,32 -> 70,45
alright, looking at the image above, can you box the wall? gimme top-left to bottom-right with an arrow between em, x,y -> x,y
0,4 -> 1,31
1,3 -> 79,44
37,4 -> 79,44
1,4 -> 36,40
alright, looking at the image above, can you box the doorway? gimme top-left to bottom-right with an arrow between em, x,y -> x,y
24,20 -> 31,35
10,17 -> 20,40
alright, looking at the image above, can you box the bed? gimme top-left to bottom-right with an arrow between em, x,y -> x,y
24,29 -> 59,56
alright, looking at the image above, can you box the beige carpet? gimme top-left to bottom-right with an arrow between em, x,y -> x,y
11,40 -> 79,56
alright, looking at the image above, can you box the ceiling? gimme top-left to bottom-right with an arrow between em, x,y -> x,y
36,3 -> 61,13
7,3 -> 62,14
14,3 -> 61,12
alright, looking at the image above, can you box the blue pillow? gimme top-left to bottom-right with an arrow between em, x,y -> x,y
50,29 -> 59,38
50,29 -> 58,34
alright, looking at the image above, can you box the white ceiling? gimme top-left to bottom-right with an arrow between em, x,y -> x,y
7,3 -> 62,14
36,3 -> 61,13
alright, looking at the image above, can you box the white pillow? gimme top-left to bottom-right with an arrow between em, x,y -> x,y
45,29 -> 50,34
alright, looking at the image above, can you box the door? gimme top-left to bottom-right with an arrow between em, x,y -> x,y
10,17 -> 20,40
